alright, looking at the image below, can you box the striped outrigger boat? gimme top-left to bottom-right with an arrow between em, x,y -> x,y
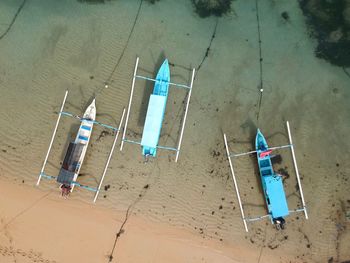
57,99 -> 96,188
37,90 -> 127,202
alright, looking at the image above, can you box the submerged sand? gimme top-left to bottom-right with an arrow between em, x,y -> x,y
0,0 -> 349,262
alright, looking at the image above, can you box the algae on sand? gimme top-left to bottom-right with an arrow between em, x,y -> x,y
299,0 -> 350,67
77,0 -> 111,3
192,0 -> 233,18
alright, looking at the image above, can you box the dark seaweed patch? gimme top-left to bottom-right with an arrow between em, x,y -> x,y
97,130 -> 111,142
271,154 -> 282,164
277,168 -> 290,179
268,243 -> 279,250
281,11 -> 290,21
77,0 -> 110,3
192,0 -> 233,18
145,0 -> 160,3
316,41 -> 350,67
298,0 -> 350,67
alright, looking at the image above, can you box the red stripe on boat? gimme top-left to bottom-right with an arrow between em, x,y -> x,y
260,150 -> 272,158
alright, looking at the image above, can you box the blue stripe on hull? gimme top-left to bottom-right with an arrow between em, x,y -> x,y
81,125 -> 92,131
78,135 -> 89,141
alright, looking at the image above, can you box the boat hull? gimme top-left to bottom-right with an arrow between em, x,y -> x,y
141,59 -> 170,157
255,129 -> 289,220
57,99 -> 96,186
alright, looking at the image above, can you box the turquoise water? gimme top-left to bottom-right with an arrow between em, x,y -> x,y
0,0 -> 349,262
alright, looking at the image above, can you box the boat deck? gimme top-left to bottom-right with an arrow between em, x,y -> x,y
141,94 -> 167,153
262,175 -> 289,218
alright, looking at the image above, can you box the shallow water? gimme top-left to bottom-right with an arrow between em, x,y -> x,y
0,0 -> 349,262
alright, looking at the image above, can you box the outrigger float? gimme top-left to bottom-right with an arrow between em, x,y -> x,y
36,90 -> 125,202
223,122 -> 308,232
120,57 -> 195,162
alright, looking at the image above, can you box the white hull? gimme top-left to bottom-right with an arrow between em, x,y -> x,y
71,99 -> 96,187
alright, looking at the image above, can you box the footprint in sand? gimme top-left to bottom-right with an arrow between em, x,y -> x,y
0,245 -> 56,263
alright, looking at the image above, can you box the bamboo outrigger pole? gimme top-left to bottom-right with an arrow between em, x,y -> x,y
175,68 -> 196,163
36,90 -> 68,186
93,108 -> 126,203
231,144 -> 292,157
120,57 -> 139,151
135,75 -> 191,89
286,121 -> 308,219
224,133 -> 249,232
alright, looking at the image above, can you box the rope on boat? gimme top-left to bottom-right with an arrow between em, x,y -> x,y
135,75 -> 191,89
40,172 -> 97,192
60,111 -> 119,131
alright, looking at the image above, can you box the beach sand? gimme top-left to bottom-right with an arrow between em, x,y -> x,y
0,179 -> 256,263
0,0 -> 349,262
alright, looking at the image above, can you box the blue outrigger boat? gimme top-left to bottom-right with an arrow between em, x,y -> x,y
120,57 -> 196,162
256,129 -> 289,229
223,122 -> 308,232
140,59 -> 170,158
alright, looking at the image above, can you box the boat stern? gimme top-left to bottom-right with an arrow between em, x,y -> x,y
142,146 -> 157,157
263,175 -> 289,219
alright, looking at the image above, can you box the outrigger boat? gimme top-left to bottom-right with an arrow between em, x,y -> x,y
141,59 -> 170,157
36,90 -> 125,202
255,129 -> 289,229
57,99 -> 96,193
223,122 -> 308,232
120,57 -> 195,162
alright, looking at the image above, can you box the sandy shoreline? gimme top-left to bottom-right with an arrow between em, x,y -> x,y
0,178 -> 261,263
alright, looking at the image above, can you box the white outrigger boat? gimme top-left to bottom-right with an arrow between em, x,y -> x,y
36,90 -> 125,202
57,98 -> 96,192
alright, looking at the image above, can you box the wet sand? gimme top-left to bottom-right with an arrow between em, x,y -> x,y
0,0 -> 349,262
